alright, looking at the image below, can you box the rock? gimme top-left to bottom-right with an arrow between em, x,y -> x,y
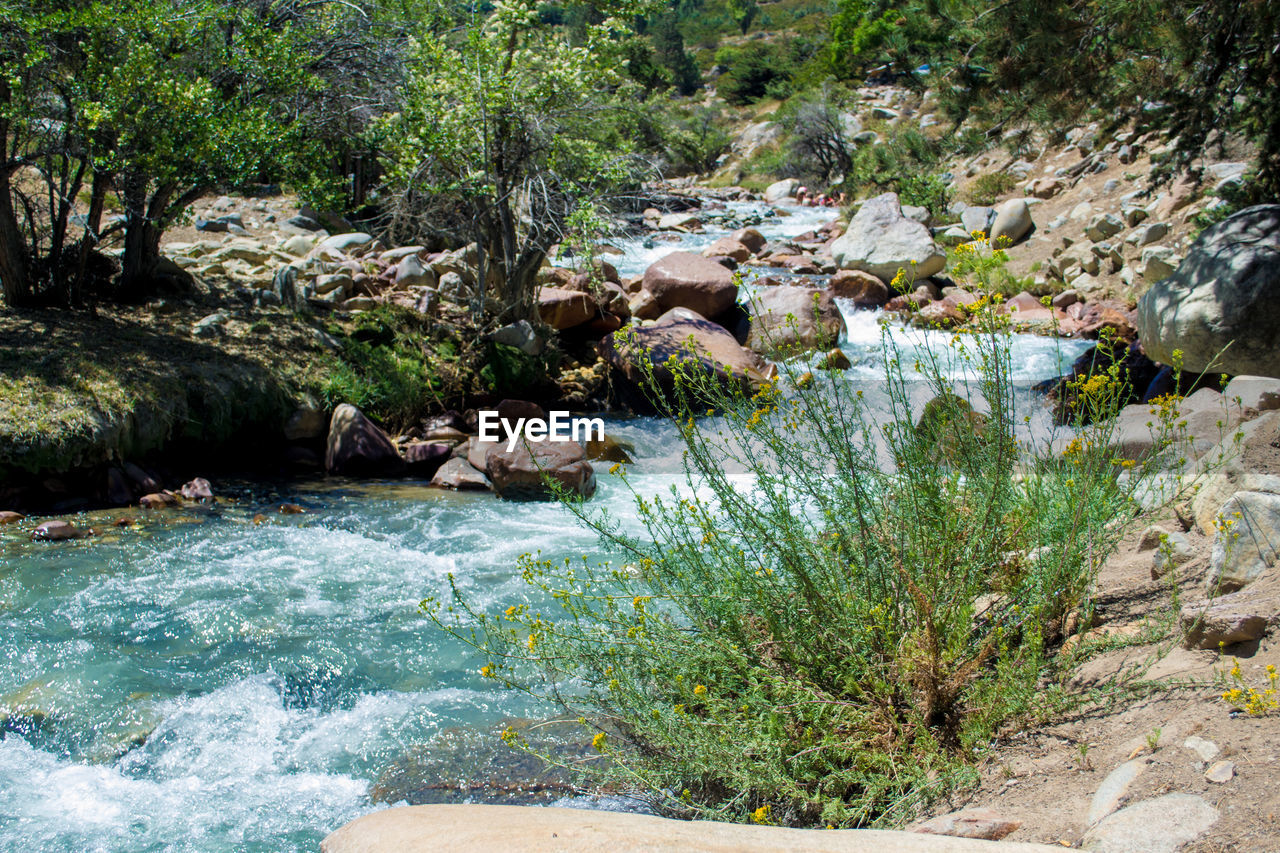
911,808 -> 1019,841
31,520 -> 91,541
989,199 -> 1033,246
629,289 -> 663,321
1137,206 -> 1280,377
1138,246 -> 1180,281
343,296 -> 378,311
1207,491 -> 1280,593
139,491 -> 181,508
395,255 -> 434,289
830,192 -> 946,281
1083,794 -> 1218,853
817,348 -> 851,371
401,442 -> 452,477
317,232 -> 374,253
428,457 -> 491,491
123,462 -> 160,493
829,270 -> 889,306
598,308 -> 769,410
914,298 -> 965,328
745,286 -> 845,355
702,237 -> 751,263
192,312 -> 227,338
583,434 -> 634,464
0,511 -> 23,524
1105,391 -> 1242,465
1051,290 -> 1080,309
657,211 -> 701,231
1126,222 -> 1169,248
486,441 -> 596,501
1188,412 -> 1280,535
180,478 -> 214,501
284,407 -> 327,441
1085,213 -> 1124,242
322,804 -> 1066,853
763,178 -> 799,203
1183,736 -> 1220,762
1181,574 -> 1280,648
325,404 -> 405,477
1205,760 -> 1234,783
106,467 -> 134,505
380,245 -> 426,263
1029,177 -> 1062,199
938,226 -> 973,247
314,272 -> 353,296
1222,375 -> 1280,411
960,206 -> 995,237
731,227 -> 766,253
1088,760 -> 1146,826
538,287 -> 596,330
1150,530 -> 1195,578
489,320 -> 545,356
641,252 -> 738,318
281,234 -> 315,257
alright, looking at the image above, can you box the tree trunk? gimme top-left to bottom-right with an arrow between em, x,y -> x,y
71,170 -> 109,306
0,78 -> 30,307
117,173 -> 166,302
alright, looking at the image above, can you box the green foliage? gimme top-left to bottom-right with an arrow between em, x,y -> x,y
714,40 -> 816,105
426,249 -> 1207,827
894,173 -> 951,220
845,127 -> 943,200
641,104 -> 733,175
320,306 -> 453,430
380,0 -> 649,322
964,173 -> 1018,207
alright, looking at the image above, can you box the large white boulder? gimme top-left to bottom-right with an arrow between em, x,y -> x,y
830,193 -> 946,281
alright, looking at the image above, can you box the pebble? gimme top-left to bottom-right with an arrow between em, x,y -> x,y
1183,735 -> 1220,762
1204,760 -> 1234,783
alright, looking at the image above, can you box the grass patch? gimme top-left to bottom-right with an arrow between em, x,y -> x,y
964,172 -> 1019,206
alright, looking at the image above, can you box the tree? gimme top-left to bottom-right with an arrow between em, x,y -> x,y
381,0 -> 649,324
725,0 -> 756,35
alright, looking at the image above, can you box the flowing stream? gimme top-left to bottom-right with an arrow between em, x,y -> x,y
0,201 -> 1091,852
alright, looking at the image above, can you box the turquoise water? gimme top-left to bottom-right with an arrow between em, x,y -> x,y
0,203 -> 1092,852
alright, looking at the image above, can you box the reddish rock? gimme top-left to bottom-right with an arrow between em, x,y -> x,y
829,270 -> 889,306
702,238 -> 752,263
912,808 -> 1021,841
325,403 -> 405,477
914,298 -> 965,328
731,227 -> 766,253
538,287 -> 596,330
641,251 -> 738,318
140,491 -> 182,509
1003,290 -> 1043,313
745,285 -> 846,355
32,520 -> 92,541
0,510 -> 24,524
180,478 -> 214,501
629,289 -> 663,321
428,457 -> 491,491
486,441 -> 596,501
279,503 -> 306,514
1075,299 -> 1137,340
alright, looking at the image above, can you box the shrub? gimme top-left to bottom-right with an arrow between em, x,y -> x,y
428,251 -> 1208,827
964,172 -> 1019,206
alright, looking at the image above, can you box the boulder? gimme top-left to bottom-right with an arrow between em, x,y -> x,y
1187,411 -> 1280,535
1222,375 -> 1280,411
489,320 -> 545,356
989,199 -> 1033,246
1085,213 -> 1124,242
395,255 -> 435,289
702,238 -> 752,263
31,520 -> 91,541
763,178 -> 799,203
428,457 -> 491,491
914,298 -> 965,328
0,511 -> 24,524
598,308 -> 769,410
960,206 -> 995,237
657,212 -> 701,230
829,270 -> 889,306
139,491 -> 181,509
179,478 -> 214,501
731,227 -> 766,254
325,404 -> 405,477
321,804 -> 1065,853
830,193 -> 946,281
486,441 -> 596,501
317,232 -> 374,254
745,286 -> 845,355
1207,491 -> 1280,593
1181,574 -> 1280,648
1137,205 -> 1280,376
1082,794 -> 1218,853
641,252 -> 738,318
537,287 -> 596,330
402,442 -> 452,477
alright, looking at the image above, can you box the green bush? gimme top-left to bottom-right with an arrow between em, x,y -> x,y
964,172 -> 1019,206
429,252 -> 1208,828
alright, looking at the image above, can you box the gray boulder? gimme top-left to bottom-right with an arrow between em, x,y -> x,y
745,286 -> 845,355
989,199 -> 1033,246
1137,205 -> 1280,376
763,178 -> 799,203
325,404 -> 404,477
830,192 -> 946,281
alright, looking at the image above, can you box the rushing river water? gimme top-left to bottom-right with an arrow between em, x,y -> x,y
0,201 -> 1091,852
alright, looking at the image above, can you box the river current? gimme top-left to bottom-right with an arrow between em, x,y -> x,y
0,201 -> 1090,852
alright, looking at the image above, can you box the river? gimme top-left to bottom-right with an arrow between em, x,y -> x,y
0,201 -> 1090,852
